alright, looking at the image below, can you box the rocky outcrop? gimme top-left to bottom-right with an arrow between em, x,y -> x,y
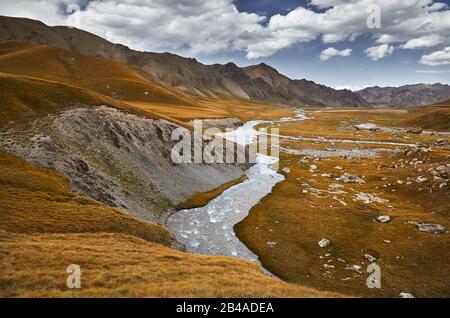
0,106 -> 249,222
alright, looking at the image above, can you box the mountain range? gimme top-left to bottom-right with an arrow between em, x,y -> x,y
0,15 -> 368,107
1,15 -> 450,109
356,84 -> 450,107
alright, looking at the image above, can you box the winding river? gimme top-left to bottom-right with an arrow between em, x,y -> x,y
166,112 -> 306,263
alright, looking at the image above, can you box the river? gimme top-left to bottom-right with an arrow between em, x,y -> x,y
166,112 -> 306,263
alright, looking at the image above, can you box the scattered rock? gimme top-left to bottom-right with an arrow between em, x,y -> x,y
400,292 -> 414,298
345,265 -> 362,274
436,139 -> 449,147
333,196 -> 347,206
282,167 -> 291,174
429,169 -> 439,177
364,254 -> 377,263
406,145 -> 431,156
318,238 -> 331,248
285,147 -> 396,159
407,128 -> 423,135
416,223 -> 447,234
433,165 -> 449,179
329,183 -> 344,189
299,158 -> 309,164
375,215 -> 391,223
337,173 -> 365,184
354,123 -> 380,131
415,176 -> 428,184
309,165 -> 318,172
335,166 -> 343,170
353,192 -> 389,204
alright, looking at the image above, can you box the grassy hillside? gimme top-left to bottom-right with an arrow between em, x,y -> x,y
0,41 -> 292,125
0,151 -> 176,246
0,151 -> 338,297
0,72 -> 129,129
398,106 -> 450,131
0,41 -> 193,106
1,231 -> 340,298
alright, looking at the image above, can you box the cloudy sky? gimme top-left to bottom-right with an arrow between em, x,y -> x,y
1,0 -> 450,89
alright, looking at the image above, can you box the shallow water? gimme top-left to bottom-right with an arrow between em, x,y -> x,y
265,132 -> 417,147
165,114 -> 304,262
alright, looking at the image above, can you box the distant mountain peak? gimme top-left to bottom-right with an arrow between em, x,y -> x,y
357,83 -> 450,107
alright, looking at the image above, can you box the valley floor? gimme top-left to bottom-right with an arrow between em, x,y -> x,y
1,97 -> 448,298
235,107 -> 450,297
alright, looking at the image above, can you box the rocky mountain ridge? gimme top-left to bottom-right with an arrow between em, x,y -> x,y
0,15 -> 368,107
356,84 -> 450,107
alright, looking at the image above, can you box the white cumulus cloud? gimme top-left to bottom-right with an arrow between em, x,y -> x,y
0,0 -> 265,55
319,47 -> 352,61
420,47 -> 450,65
0,0 -> 450,60
401,35 -> 445,49
365,44 -> 395,61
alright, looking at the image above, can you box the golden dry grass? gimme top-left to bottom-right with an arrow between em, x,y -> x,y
236,108 -> 450,298
279,108 -> 447,144
0,72 -> 129,129
127,98 -> 294,122
399,106 -> 450,131
0,41 -> 193,106
0,151 -> 340,298
0,231 -> 341,298
176,176 -> 247,210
